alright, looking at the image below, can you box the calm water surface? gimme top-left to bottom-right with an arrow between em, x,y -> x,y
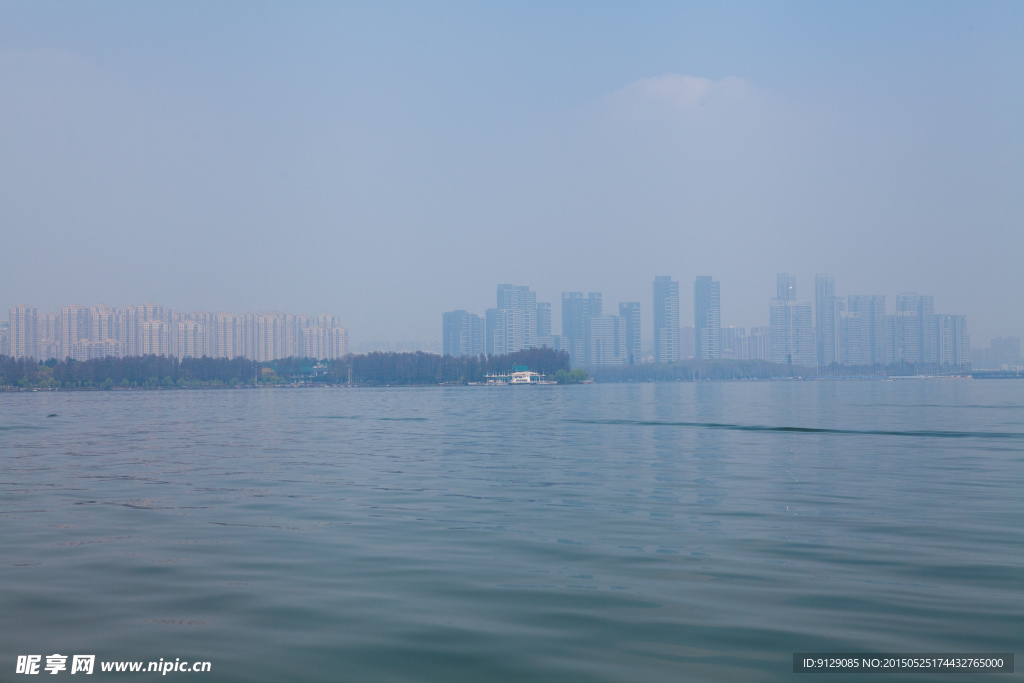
1,381 -> 1022,681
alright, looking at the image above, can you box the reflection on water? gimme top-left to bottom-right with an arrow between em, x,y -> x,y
1,382 -> 1021,682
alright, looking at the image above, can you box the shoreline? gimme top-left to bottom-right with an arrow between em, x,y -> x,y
4,374 -> 1018,393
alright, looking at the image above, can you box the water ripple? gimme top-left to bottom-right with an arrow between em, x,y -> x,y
564,418 -> 1024,440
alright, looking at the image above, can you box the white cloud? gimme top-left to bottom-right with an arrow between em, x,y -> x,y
607,74 -> 753,112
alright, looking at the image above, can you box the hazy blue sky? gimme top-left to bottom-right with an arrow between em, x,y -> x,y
2,1 -> 1021,345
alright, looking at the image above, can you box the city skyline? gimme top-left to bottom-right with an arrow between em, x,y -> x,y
440,272 -> 974,368
6,256 -> 1012,353
2,302 -> 348,363
3,263 -> 988,367
1,265 -> 983,364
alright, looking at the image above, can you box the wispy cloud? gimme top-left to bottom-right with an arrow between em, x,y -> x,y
607,74 -> 753,113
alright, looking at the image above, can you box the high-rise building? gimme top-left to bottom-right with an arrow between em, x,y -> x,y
254,312 -> 285,362
37,312 -> 61,360
839,295 -> 887,366
694,276 -> 721,359
586,292 -> 602,364
815,274 -> 839,367
934,314 -> 969,367
70,339 -> 126,361
536,333 -> 568,353
443,310 -> 485,357
90,305 -> 120,344
119,307 -> 138,356
61,304 -> 89,359
894,293 -> 934,364
561,291 -> 621,366
720,326 -> 743,359
176,320 -> 206,360
883,315 -> 894,364
536,300 -> 566,353
618,302 -> 641,364
484,308 -> 501,355
536,302 -> 551,339
972,336 -> 1020,369
992,337 -> 1021,365
485,308 -> 514,356
239,312 -> 256,359
838,305 -> 864,366
299,324 -> 348,360
746,326 -> 770,360
653,276 -> 679,364
329,326 -> 350,360
138,320 -> 171,357
499,283 -> 538,351
562,292 -> 589,367
133,303 -> 172,358
679,325 -> 695,359
209,312 -> 240,359
589,314 -> 627,366
486,284 -> 539,356
9,305 -> 39,360
777,273 -> 797,302
769,275 -> 815,366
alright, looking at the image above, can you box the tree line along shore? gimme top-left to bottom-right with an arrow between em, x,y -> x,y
0,350 -> 996,391
0,348 -> 575,390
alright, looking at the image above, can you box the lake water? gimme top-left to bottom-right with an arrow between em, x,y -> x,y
1,381 -> 1021,681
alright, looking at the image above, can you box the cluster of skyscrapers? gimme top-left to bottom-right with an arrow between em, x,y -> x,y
444,274 -> 970,369
812,274 -> 968,367
1,303 -> 348,362
2,276 -> 971,370
656,275 -> 769,364
971,336 -> 1022,370
444,285 -> 641,367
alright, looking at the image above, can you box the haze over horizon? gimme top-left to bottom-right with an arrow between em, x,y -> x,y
2,2 -> 1021,346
